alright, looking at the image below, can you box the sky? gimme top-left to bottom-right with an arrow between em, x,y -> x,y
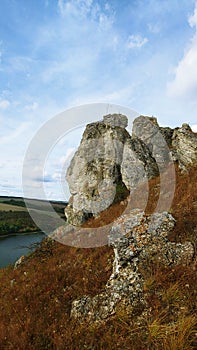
0,0 -> 197,201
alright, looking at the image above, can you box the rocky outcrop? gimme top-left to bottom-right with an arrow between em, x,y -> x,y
65,114 -> 158,225
132,116 -> 197,171
65,117 -> 130,225
103,113 -> 128,128
71,210 -> 194,322
132,115 -> 173,168
121,137 -> 158,191
64,113 -> 196,322
171,123 -> 197,170
65,114 -> 197,226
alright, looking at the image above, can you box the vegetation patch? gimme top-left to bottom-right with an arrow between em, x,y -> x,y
0,167 -> 196,349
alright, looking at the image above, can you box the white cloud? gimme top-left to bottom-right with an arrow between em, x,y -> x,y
167,3 -> 197,97
189,3 -> 197,28
58,0 -> 93,17
148,23 -> 160,34
8,56 -> 34,73
0,99 -> 10,109
0,121 -> 31,145
59,148 -> 76,165
58,0 -> 114,27
127,34 -> 148,49
24,102 -> 38,111
191,124 -> 197,131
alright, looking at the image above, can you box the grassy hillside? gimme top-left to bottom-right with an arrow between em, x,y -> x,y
0,167 -> 196,349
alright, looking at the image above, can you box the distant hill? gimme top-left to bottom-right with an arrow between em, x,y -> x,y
0,196 -> 67,236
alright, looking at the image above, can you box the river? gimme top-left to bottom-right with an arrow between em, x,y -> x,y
0,232 -> 46,268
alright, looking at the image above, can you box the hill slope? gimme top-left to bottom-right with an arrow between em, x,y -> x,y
0,166 -> 196,350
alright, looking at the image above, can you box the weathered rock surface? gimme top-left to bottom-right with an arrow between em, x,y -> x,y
65,117 -> 130,224
171,123 -> 197,170
132,115 -> 173,168
103,113 -> 128,128
71,210 -> 194,322
132,116 -> 197,171
121,137 -> 159,191
65,114 -> 158,225
65,114 -> 197,225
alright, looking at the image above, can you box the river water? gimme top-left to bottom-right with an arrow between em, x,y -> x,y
0,232 -> 45,268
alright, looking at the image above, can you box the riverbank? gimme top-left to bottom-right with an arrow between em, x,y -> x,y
0,232 -> 46,268
0,231 -> 42,239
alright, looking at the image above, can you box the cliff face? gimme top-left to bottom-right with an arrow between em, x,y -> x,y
65,114 -> 197,226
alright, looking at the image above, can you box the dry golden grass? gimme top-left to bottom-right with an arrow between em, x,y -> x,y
0,165 -> 196,349
0,203 -> 27,212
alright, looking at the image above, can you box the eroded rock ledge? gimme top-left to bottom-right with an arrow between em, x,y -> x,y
71,210 -> 194,323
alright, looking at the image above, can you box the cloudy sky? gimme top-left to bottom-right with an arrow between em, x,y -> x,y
0,0 -> 197,200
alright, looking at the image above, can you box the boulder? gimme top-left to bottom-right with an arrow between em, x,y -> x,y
103,113 -> 128,128
171,124 -> 197,170
71,210 -> 194,322
132,115 -> 173,168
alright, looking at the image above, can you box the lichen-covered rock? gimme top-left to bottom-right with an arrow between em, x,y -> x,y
70,210 -> 194,322
65,114 -> 196,226
103,113 -> 128,128
132,115 -> 173,168
160,126 -> 174,147
65,114 -> 159,225
64,204 -> 89,226
171,123 -> 197,170
65,116 -> 130,225
121,138 -> 159,191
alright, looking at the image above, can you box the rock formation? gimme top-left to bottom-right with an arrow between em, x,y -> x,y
65,114 -> 197,225
65,114 -> 159,225
71,210 -> 194,322
62,113 -> 197,323
65,116 -> 131,225
132,115 -> 173,167
133,116 -> 197,171
171,123 -> 197,170
121,137 -> 158,191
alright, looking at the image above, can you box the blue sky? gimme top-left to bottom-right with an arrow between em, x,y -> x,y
0,0 -> 197,200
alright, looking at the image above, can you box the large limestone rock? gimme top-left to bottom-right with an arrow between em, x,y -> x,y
132,115 -> 173,168
65,114 -> 158,225
103,113 -> 128,128
65,116 -> 130,224
65,113 -> 196,226
132,116 -> 197,172
171,124 -> 197,170
71,210 -> 194,322
121,137 -> 159,191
